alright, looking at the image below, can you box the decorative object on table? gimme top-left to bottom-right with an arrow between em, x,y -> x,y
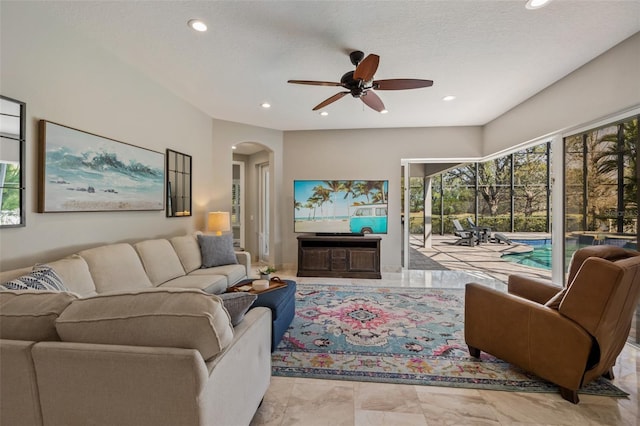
272,284 -> 627,398
227,277 -> 288,295
0,95 -> 26,227
257,265 -> 276,280
166,149 -> 191,217
252,280 -> 270,291
207,211 -> 231,236
38,121 -> 164,212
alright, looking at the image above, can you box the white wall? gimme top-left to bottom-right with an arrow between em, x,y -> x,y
282,127 -> 483,270
483,32 -> 640,156
211,119 -> 284,268
0,3 -> 215,270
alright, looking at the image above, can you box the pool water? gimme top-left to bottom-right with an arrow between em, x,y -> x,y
502,241 -> 551,270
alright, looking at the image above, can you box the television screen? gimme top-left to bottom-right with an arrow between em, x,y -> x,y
294,180 -> 388,234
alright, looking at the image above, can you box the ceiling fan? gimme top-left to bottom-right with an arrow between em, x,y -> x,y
288,50 -> 434,112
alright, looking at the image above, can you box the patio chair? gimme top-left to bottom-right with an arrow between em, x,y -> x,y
465,245 -> 640,404
466,217 -> 491,243
491,232 -> 512,244
452,219 -> 477,246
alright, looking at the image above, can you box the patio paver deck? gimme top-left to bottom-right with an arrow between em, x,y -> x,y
409,233 -> 552,283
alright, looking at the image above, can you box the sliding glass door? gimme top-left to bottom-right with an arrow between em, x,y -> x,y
564,115 -> 638,344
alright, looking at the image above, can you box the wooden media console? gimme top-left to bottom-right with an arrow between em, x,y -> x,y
297,235 -> 381,279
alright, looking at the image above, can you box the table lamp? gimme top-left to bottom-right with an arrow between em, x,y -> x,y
207,211 -> 231,236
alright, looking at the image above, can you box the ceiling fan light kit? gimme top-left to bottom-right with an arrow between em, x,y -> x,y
288,50 -> 434,113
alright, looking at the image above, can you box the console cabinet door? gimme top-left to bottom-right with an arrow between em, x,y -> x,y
349,249 -> 378,272
300,248 -> 331,272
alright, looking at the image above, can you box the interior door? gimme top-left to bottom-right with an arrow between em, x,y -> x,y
258,162 -> 270,262
231,161 -> 244,248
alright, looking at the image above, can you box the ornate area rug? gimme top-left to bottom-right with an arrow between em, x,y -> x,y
272,284 -> 628,397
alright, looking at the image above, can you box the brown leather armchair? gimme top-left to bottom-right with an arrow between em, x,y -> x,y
464,245 -> 640,403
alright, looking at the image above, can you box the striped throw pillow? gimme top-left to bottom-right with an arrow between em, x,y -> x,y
2,264 -> 68,291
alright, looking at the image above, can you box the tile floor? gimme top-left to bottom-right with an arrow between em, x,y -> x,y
250,269 -> 639,426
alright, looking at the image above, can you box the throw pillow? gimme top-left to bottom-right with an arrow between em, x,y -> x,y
2,264 -> 68,292
197,234 -> 238,268
219,292 -> 257,326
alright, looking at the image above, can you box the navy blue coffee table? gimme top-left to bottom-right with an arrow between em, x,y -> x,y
252,279 -> 296,351
230,279 -> 296,351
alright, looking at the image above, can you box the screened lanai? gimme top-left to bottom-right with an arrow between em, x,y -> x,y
403,114 -> 639,345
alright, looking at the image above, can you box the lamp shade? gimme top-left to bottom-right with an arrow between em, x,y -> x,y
207,211 -> 231,236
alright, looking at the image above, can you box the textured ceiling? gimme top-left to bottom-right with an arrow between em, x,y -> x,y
23,1 -> 640,131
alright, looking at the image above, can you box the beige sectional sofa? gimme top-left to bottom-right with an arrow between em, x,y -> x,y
1,232 -> 251,297
0,233 -> 272,426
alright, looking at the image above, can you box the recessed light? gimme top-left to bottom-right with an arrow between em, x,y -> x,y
443,95 -> 456,101
380,109 -> 388,114
261,102 -> 271,109
525,0 -> 552,10
188,19 -> 207,32
231,146 -> 237,150
320,111 -> 328,116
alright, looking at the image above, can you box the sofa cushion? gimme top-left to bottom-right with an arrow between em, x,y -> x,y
48,255 -> 97,297
134,239 -> 186,286
219,292 -> 257,326
2,264 -> 68,292
197,234 -> 238,268
0,290 -> 77,341
170,234 -> 202,273
78,244 -> 152,293
157,274 -> 227,295
55,288 -> 234,360
188,263 -> 246,287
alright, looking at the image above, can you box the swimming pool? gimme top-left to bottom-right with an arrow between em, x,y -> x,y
501,240 -> 552,270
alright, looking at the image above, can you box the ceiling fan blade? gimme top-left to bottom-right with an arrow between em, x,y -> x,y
360,91 -> 385,112
373,79 -> 434,90
312,92 -> 349,111
288,80 -> 342,87
353,54 -> 379,82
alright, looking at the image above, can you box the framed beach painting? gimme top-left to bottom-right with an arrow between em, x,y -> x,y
38,121 -> 164,212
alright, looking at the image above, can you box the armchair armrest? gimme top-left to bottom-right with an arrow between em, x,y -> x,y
234,251 -> 251,277
507,274 -> 562,304
465,283 -> 593,390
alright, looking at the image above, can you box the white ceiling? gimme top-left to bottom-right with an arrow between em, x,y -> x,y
27,1 -> 640,132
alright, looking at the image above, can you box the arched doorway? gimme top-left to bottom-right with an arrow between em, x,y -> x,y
232,142 -> 273,264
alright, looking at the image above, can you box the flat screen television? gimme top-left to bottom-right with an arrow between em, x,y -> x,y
294,180 -> 388,234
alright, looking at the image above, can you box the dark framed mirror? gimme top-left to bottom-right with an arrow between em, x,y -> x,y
166,149 -> 192,217
0,95 -> 26,228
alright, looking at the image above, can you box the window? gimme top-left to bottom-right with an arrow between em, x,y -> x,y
564,116 -> 638,346
429,141 -> 551,234
564,117 -> 638,257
